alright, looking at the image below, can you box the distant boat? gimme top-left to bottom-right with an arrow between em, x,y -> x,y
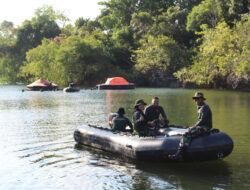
63,83 -> 80,93
26,78 -> 58,91
95,77 -> 135,90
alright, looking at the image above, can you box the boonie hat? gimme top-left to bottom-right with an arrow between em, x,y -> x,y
192,92 -> 206,100
117,107 -> 125,115
134,99 -> 147,107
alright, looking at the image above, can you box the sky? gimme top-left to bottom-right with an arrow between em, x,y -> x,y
0,0 -> 106,26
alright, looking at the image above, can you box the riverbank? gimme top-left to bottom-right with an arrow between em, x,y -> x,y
1,77 -> 250,92
134,77 -> 250,92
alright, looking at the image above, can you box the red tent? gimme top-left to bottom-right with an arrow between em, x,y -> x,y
95,77 -> 135,89
104,77 -> 129,85
27,78 -> 58,87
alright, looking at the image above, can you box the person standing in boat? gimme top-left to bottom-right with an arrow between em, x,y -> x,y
133,99 -> 156,136
169,92 -> 212,161
144,97 -> 169,128
111,107 -> 133,133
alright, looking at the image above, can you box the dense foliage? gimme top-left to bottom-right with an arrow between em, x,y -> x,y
22,34 -> 125,86
175,16 -> 250,89
0,1 -> 249,89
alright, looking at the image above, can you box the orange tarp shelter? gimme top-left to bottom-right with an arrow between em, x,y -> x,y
104,77 -> 129,85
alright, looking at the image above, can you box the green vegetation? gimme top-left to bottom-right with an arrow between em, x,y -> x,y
0,1 -> 249,89
175,17 -> 250,88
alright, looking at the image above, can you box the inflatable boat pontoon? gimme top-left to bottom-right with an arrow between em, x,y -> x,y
74,125 -> 233,162
63,87 -> 80,92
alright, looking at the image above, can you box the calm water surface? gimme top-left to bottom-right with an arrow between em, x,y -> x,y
0,85 -> 249,190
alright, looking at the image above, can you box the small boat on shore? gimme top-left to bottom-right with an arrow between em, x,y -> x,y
26,78 -> 58,91
94,77 -> 135,90
74,124 -> 233,162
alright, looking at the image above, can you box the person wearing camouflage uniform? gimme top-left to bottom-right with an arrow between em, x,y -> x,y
133,99 -> 158,136
133,99 -> 148,136
169,92 -> 212,161
112,107 -> 133,133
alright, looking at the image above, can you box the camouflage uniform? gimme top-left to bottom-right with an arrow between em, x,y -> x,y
112,115 -> 133,132
180,102 -> 212,148
133,108 -> 149,136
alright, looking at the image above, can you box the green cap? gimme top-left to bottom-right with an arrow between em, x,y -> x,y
134,99 -> 147,107
192,92 -> 206,100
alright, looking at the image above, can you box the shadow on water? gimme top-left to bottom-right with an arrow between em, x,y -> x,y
74,143 -> 232,190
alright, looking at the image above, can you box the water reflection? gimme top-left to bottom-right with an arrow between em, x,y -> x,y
75,143 -> 232,190
105,90 -> 135,115
135,161 -> 232,190
28,91 -> 59,109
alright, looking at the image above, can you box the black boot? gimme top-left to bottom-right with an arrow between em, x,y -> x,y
168,147 -> 186,161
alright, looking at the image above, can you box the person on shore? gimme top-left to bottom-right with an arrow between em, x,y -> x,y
169,92 -> 212,161
111,107 -> 133,133
144,97 -> 169,128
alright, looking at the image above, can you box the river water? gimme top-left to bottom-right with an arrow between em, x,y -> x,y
0,85 -> 249,190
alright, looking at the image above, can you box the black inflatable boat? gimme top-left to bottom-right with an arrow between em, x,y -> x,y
63,87 -> 80,92
74,125 -> 233,162
63,83 -> 80,92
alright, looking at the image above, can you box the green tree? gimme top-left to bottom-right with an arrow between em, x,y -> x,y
21,33 -> 124,86
130,12 -> 154,40
0,21 -> 16,55
225,0 -> 249,25
15,6 -> 61,54
133,35 -> 190,85
176,0 -> 203,11
79,20 -> 101,33
0,56 -> 23,82
61,24 -> 76,36
75,17 -> 89,29
151,6 -> 194,46
137,0 -> 175,14
99,15 -> 119,32
99,0 -> 138,27
0,21 -> 19,82
111,26 -> 134,48
186,0 -> 223,32
175,16 -> 250,89
0,20 -> 14,29
34,5 -> 70,27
